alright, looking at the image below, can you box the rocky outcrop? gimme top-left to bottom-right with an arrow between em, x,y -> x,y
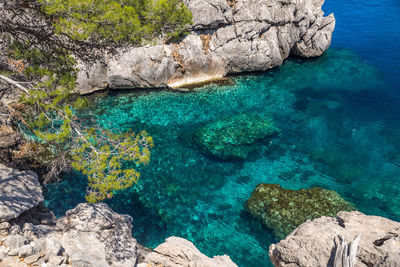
245,184 -> 355,239
76,0 -> 335,94
194,113 -> 280,159
269,211 -> 400,267
138,236 -> 237,267
0,201 -> 237,266
46,203 -> 139,267
0,166 -> 237,266
0,164 -> 43,222
1,203 -> 137,267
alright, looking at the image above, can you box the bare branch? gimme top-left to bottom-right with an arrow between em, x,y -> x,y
0,74 -> 31,95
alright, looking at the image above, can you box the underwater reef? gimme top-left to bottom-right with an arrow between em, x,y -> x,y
245,184 -> 356,239
43,48 -> 400,267
193,113 -> 280,160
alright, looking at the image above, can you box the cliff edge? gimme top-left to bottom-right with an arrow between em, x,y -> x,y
76,0 -> 335,94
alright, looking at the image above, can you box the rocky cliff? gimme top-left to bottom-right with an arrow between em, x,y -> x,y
269,211 -> 400,267
76,0 -> 335,94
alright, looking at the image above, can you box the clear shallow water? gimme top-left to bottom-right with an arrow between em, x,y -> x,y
44,1 -> 400,266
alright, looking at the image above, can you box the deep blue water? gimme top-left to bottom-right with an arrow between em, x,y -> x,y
44,1 -> 400,266
324,0 -> 400,94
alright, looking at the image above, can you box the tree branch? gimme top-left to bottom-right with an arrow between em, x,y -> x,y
0,73 -> 31,96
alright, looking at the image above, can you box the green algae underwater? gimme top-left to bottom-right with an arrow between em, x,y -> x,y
44,49 -> 400,266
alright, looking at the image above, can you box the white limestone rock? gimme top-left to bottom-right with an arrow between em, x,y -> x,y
44,203 -> 138,267
269,211 -> 400,267
138,236 -> 238,267
76,0 -> 335,94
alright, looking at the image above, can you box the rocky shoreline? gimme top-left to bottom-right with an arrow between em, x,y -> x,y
270,211 -> 400,266
1,1 -> 400,266
76,0 -> 335,94
2,163 -> 400,267
0,164 -> 237,267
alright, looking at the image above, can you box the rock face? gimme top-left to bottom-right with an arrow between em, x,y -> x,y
0,201 -> 237,267
0,164 -> 43,222
76,0 -> 335,94
245,184 -> 355,239
46,203 -> 138,267
269,211 -> 400,267
194,113 -> 280,159
138,236 -> 238,267
0,203 -> 137,267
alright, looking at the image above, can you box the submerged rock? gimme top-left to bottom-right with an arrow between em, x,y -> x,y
76,0 -> 335,94
0,164 -> 43,222
245,184 -> 355,239
194,114 -> 280,159
269,211 -> 400,267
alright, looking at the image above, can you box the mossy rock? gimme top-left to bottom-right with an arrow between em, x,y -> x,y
193,114 -> 280,160
245,184 -> 356,239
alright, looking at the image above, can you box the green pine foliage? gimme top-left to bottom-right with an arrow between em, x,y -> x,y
1,0 -> 192,202
11,42 -> 155,202
72,130 -> 153,203
38,0 -> 192,44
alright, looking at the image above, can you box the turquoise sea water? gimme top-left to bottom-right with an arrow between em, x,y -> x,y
44,1 -> 400,266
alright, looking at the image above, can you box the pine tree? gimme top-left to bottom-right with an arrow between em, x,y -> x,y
0,0 -> 191,202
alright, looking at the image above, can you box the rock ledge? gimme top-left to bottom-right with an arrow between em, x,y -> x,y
269,211 -> 400,267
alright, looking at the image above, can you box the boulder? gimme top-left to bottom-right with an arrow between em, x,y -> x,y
0,222 -> 10,231
45,203 -> 138,267
245,184 -> 355,239
0,203 -> 137,267
269,211 -> 400,267
4,235 -> 29,250
0,164 -> 43,222
23,254 -> 42,265
0,125 -> 20,149
17,244 -> 35,258
138,236 -> 238,267
194,113 -> 280,159
76,0 -> 335,94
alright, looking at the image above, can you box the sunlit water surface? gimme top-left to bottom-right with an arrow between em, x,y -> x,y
44,1 -> 400,266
